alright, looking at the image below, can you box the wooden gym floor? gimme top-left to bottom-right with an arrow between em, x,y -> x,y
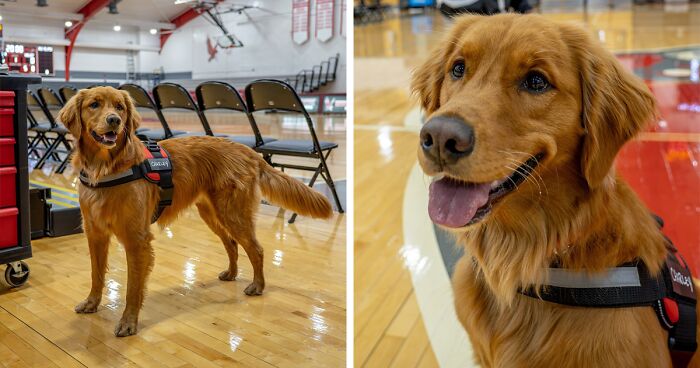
354,4 -> 700,368
0,112 -> 346,367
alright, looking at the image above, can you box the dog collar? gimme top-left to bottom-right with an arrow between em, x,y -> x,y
79,141 -> 174,223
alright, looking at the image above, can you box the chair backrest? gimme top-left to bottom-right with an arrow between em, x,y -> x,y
245,79 -> 324,153
59,86 -> 78,104
196,81 -> 246,112
328,53 -> 339,81
312,65 -> 321,91
31,89 -> 58,127
38,87 -> 63,108
320,61 -> 329,85
154,83 -> 213,135
119,83 -> 175,138
26,91 -> 42,128
196,81 -> 264,146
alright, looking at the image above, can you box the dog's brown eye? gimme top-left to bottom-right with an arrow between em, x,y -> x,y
89,101 -> 99,109
116,104 -> 124,111
522,72 -> 551,93
451,61 -> 465,79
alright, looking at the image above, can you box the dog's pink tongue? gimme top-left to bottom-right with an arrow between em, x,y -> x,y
428,178 -> 491,228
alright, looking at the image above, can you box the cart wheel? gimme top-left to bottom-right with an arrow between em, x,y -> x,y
4,261 -> 30,288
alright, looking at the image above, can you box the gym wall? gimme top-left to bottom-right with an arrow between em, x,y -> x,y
160,1 -> 347,93
2,1 -> 346,94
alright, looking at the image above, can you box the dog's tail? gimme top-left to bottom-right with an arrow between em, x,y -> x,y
258,160 -> 333,219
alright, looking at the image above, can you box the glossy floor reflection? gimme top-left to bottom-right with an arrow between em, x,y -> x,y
355,5 -> 700,368
1,113 -> 346,367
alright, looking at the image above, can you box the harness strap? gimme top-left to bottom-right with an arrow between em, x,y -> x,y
79,140 -> 174,223
521,249 -> 697,362
520,263 -> 665,308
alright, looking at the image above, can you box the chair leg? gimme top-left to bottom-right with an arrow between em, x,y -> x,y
35,134 -> 63,169
27,133 -> 43,159
55,139 -> 74,173
321,163 -> 344,214
288,166 -> 323,224
318,149 -> 344,213
56,151 -> 72,174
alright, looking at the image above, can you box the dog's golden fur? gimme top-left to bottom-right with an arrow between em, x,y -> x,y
59,86 -> 332,337
412,14 -> 699,367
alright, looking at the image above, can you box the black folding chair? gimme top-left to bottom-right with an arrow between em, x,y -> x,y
34,88 -> 74,173
245,79 -> 343,223
328,53 -> 339,82
26,92 -> 55,161
311,65 -> 322,91
58,85 -> 78,104
154,82 -> 237,138
119,83 -> 187,141
195,81 -> 277,148
320,61 -> 329,85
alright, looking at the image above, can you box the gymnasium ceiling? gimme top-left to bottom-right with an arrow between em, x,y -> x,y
0,0 -> 199,27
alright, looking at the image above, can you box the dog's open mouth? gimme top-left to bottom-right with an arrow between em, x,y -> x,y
428,153 -> 545,228
91,130 -> 118,146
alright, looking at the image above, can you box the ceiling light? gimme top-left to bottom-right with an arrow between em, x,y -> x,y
149,28 -> 158,35
113,25 -> 121,32
65,21 -> 73,27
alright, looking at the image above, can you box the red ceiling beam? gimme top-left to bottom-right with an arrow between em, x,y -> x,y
160,2 -> 222,51
64,0 -> 111,81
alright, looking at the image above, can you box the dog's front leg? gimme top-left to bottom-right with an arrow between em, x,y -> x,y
75,220 -> 111,314
113,229 -> 155,337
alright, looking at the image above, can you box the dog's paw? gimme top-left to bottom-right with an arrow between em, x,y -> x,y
74,299 -> 100,313
244,282 -> 264,296
114,319 -> 138,337
218,269 -> 237,281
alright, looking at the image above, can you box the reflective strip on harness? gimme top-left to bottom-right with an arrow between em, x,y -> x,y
546,267 -> 641,289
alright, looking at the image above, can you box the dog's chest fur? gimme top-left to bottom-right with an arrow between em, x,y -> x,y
451,255 -> 672,368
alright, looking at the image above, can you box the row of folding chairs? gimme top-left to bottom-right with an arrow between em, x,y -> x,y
26,86 -> 78,174
285,53 -> 340,93
25,80 -> 343,222
119,80 -> 344,222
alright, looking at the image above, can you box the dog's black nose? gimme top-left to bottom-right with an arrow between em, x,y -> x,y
106,114 -> 121,127
420,115 -> 475,162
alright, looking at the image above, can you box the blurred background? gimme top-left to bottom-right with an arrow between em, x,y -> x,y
353,1 -> 700,367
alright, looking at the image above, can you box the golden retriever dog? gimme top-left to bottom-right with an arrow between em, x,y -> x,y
411,14 -> 698,367
58,87 -> 332,337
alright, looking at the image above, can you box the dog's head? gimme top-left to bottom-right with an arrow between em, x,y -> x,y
412,14 -> 656,229
58,86 -> 141,150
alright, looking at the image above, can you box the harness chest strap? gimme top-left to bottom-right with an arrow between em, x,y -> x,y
520,251 -> 697,365
79,141 -> 174,223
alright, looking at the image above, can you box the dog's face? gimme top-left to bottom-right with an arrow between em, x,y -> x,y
58,86 -> 140,150
412,14 -> 656,229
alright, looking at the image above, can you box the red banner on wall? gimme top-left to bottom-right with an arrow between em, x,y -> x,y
292,0 -> 310,45
315,0 -> 334,42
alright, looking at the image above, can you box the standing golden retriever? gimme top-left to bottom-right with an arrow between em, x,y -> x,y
58,87 -> 332,337
412,14 -> 698,367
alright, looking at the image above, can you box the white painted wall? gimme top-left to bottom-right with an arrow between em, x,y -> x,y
0,0 -> 346,93
157,0 -> 347,92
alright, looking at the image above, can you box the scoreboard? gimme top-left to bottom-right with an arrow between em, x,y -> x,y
1,43 -> 54,76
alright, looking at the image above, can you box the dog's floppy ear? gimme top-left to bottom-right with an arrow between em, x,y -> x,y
58,90 -> 84,138
411,15 -> 480,114
120,90 -> 141,138
562,24 -> 657,189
